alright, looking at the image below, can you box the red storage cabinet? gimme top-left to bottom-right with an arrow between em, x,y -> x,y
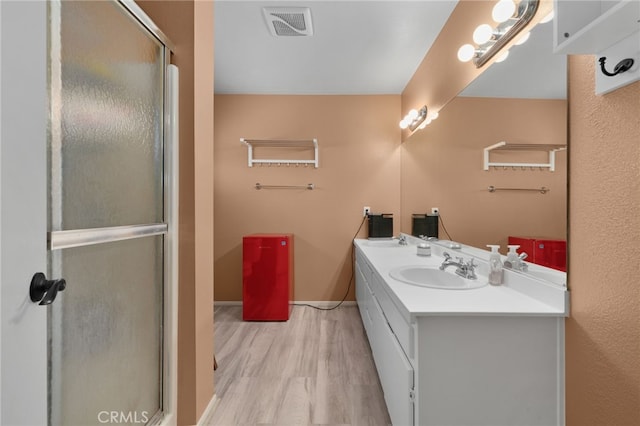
508,236 -> 566,272
242,234 -> 294,321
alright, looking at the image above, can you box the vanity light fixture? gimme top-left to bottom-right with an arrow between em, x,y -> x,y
399,105 -> 428,131
492,0 -> 517,23
457,0 -> 539,68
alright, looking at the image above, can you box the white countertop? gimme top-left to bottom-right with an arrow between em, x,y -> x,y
355,237 -> 569,321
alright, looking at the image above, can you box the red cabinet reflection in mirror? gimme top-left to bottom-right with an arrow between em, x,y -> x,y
509,236 -> 566,272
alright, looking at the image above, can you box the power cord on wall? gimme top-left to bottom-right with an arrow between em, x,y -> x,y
293,214 -> 368,311
295,211 -> 453,311
438,211 -> 454,241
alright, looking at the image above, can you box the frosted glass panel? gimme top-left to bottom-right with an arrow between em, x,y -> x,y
49,236 -> 163,426
51,0 -> 165,231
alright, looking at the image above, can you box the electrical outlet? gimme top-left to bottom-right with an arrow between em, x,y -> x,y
363,206 -> 371,217
431,207 -> 439,215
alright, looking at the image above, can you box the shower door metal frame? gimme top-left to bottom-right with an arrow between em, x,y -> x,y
47,1 -> 179,424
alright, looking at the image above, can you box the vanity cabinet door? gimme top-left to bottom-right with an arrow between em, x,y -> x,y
368,296 -> 414,426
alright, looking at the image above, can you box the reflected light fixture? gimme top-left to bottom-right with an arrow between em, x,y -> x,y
457,0 -> 539,68
514,31 -> 530,45
399,106 -> 428,131
494,50 -> 510,63
399,107 -> 440,132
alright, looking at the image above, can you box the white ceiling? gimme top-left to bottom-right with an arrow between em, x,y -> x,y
214,0 -> 458,94
214,0 -> 566,98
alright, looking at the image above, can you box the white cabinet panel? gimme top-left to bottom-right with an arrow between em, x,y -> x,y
371,273 -> 413,360
355,261 -> 369,331
416,316 -> 563,426
368,296 -> 414,426
356,252 -> 414,426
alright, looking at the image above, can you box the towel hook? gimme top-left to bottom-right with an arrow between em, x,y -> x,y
599,56 -> 635,77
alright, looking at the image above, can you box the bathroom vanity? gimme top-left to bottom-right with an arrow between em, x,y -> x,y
354,235 -> 569,426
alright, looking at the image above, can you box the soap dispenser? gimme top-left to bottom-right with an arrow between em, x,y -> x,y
505,245 -> 520,269
486,245 -> 503,286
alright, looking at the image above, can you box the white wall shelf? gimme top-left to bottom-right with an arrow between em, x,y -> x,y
483,141 -> 567,171
553,0 -> 640,55
240,138 -> 319,168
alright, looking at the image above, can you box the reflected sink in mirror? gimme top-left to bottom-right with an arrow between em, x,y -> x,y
389,265 -> 487,290
361,239 -> 405,248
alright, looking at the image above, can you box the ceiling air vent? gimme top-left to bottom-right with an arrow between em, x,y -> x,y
262,7 -> 313,37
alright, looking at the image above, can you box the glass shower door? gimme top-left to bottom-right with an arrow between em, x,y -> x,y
48,1 -> 168,424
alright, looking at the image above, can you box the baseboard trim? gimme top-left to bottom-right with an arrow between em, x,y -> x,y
213,300 -> 242,306
292,301 -> 357,308
196,394 -> 219,426
214,300 -> 357,308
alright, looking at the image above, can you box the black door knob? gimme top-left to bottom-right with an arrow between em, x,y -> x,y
30,272 -> 66,305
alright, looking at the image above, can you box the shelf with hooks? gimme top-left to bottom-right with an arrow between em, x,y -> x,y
241,138 -> 319,168
483,141 -> 567,171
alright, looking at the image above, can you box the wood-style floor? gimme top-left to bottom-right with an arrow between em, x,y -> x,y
204,305 -> 391,426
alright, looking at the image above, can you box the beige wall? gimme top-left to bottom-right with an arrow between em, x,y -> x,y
566,56 -> 640,425
193,0 -> 215,421
401,96 -> 567,250
137,2 -> 215,424
214,95 -> 400,301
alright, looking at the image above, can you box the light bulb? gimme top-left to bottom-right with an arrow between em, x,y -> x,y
418,121 -> 428,130
473,24 -> 494,44
408,109 -> 419,120
430,111 -> 439,120
495,50 -> 509,63
492,0 -> 516,23
514,32 -> 530,46
457,44 -> 476,62
540,10 -> 554,24
399,119 -> 409,130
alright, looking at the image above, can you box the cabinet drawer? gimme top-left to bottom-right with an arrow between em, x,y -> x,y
355,249 -> 372,281
355,261 -> 373,336
371,273 -> 413,360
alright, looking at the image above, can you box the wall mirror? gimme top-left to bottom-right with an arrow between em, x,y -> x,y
400,19 -> 568,281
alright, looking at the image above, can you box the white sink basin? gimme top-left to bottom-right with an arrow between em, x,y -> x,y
362,239 -> 404,248
389,266 -> 487,290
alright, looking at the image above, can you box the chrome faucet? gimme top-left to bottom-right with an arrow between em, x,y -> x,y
439,252 -> 478,280
504,252 -> 529,272
398,235 -> 408,246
